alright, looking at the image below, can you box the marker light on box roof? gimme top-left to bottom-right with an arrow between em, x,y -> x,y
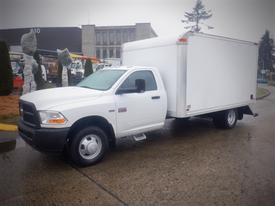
178,37 -> 188,43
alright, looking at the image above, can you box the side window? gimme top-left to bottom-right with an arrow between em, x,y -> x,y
120,70 -> 157,91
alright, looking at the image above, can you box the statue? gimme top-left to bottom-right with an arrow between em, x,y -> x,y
57,48 -> 72,87
20,31 -> 38,94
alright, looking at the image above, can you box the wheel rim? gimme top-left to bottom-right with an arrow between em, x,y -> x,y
227,110 -> 236,126
78,134 -> 102,160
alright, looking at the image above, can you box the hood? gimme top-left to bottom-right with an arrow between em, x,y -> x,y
20,87 -> 103,110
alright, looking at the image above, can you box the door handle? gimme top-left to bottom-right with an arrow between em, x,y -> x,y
151,96 -> 160,100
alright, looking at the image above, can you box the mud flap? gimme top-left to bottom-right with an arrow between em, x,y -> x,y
238,106 -> 258,117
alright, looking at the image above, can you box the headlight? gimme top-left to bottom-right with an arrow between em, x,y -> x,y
39,111 -> 67,125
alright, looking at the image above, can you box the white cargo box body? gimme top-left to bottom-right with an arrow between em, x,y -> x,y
122,32 -> 258,118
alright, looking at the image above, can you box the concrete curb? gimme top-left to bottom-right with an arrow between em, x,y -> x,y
0,123 -> 17,132
256,89 -> 271,100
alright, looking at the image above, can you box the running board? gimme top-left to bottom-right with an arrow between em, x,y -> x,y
133,133 -> 147,141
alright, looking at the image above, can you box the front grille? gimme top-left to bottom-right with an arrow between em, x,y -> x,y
19,100 -> 40,128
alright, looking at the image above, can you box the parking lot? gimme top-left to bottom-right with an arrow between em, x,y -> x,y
0,86 -> 275,206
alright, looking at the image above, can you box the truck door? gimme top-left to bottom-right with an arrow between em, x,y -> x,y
115,70 -> 164,137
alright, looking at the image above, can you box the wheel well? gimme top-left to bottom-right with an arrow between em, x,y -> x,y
212,107 -> 250,120
67,116 -> 116,146
201,106 -> 253,121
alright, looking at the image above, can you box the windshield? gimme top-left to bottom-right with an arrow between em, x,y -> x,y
77,69 -> 126,91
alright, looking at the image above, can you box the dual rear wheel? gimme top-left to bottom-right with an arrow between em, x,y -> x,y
213,109 -> 238,129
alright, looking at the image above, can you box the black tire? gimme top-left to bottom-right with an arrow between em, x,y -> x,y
213,109 -> 238,129
109,139 -> 117,151
69,126 -> 108,167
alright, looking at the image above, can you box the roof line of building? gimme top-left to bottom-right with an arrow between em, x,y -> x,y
0,23 -> 156,32
0,26 -> 82,31
93,25 -> 136,30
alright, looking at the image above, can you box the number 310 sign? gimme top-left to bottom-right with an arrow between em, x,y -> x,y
30,28 -> 40,34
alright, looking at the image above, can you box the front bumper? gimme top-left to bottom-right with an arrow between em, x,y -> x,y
18,120 -> 69,153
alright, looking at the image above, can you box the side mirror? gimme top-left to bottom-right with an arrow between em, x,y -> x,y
135,79 -> 145,93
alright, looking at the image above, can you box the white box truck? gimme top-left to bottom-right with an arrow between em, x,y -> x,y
18,32 -> 258,166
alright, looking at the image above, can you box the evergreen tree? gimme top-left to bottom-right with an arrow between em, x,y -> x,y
182,0 -> 213,32
258,30 -> 274,73
84,59 -> 93,77
0,41 -> 13,96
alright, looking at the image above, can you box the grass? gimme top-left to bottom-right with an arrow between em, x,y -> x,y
256,87 -> 270,99
268,80 -> 275,86
0,85 -> 54,126
0,114 -> 19,125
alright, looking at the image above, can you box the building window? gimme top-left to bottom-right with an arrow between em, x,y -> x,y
103,49 -> 107,59
116,31 -> 121,44
109,49 -> 114,58
96,32 -> 101,45
103,32 -> 107,45
109,31 -> 115,45
130,31 -> 135,41
123,31 -> 128,43
96,48 -> 101,58
116,48 -> 120,58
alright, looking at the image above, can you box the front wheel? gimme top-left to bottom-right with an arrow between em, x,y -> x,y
69,126 -> 108,166
213,109 -> 238,129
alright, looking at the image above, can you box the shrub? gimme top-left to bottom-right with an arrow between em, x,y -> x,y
0,41 -> 13,96
84,59 -> 93,77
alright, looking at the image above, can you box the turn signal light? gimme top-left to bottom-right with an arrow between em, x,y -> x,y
48,119 -> 66,124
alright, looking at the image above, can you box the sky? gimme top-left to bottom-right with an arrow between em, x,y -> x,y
0,0 -> 274,42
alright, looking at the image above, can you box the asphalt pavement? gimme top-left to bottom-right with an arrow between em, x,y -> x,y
0,86 -> 275,206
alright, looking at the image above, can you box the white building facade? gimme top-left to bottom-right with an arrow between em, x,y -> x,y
82,23 -> 157,59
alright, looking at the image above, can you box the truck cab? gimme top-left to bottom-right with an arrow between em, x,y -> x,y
19,66 -> 167,166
